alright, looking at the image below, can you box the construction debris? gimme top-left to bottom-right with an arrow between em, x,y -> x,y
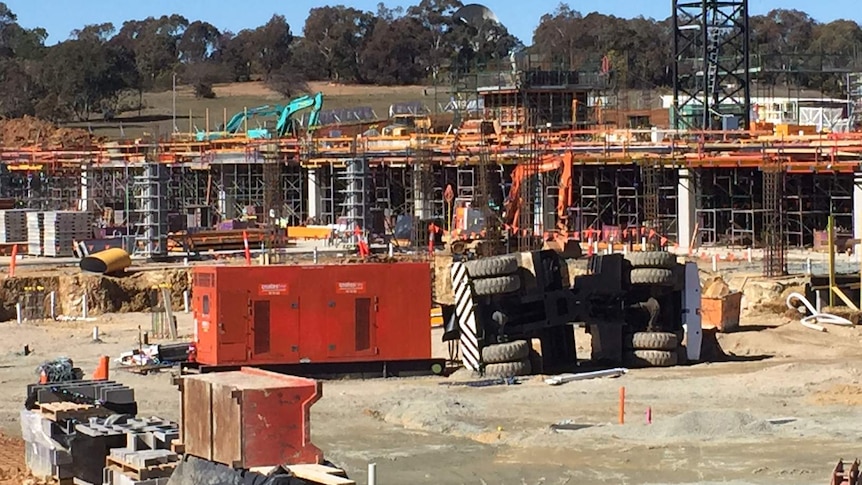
702,275 -> 732,298
545,368 -> 628,386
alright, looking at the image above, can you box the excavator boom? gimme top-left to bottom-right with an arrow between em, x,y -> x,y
505,152 -> 574,233
276,92 -> 324,137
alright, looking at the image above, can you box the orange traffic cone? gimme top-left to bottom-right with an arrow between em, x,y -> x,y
39,369 -> 47,384
93,355 -> 109,380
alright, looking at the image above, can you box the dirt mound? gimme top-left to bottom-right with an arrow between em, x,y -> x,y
0,116 -> 99,149
0,269 -> 190,321
649,410 -> 774,439
0,432 -> 26,485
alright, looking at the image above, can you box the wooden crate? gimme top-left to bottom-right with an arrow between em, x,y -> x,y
180,368 -> 322,469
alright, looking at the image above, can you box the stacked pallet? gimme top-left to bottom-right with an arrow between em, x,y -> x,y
0,209 -> 28,243
26,211 -> 43,255
43,211 -> 90,257
105,448 -> 179,485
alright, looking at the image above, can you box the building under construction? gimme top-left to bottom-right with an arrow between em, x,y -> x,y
1,0 -> 862,276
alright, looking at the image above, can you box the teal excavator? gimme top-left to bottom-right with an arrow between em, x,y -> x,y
276,92 -> 323,137
195,92 -> 324,141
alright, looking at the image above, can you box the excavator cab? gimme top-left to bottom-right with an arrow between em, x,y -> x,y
451,199 -> 486,236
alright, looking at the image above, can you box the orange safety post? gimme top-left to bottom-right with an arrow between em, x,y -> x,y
93,355 -> 110,380
618,386 -> 626,425
9,243 -> 17,278
242,231 -> 251,266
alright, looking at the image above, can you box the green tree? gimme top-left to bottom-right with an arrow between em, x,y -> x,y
302,6 -> 375,81
40,37 -> 139,120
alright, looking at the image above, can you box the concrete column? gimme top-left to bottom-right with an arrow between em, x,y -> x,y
413,165 -> 432,221
677,168 -> 697,251
79,164 -> 90,212
854,172 -> 862,242
307,168 -> 323,222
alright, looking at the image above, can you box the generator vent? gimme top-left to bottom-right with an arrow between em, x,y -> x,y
194,273 -> 215,288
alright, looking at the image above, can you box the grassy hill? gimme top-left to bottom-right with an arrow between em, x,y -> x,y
66,81 -> 453,140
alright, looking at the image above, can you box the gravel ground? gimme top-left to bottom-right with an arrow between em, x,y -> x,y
0,309 -> 859,484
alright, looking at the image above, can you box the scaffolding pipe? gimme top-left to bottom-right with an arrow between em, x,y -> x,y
80,248 -> 132,275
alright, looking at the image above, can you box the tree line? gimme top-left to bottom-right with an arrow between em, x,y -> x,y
0,1 -> 860,122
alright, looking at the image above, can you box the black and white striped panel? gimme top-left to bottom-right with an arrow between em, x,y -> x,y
451,262 -> 480,372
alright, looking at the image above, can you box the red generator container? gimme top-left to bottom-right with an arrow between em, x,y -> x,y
189,263 -> 433,371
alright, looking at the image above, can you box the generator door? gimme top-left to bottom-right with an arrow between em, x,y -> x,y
326,295 -> 378,358
218,290 -> 250,362
250,295 -> 300,360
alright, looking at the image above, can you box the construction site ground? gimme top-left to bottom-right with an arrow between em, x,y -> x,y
0,250 -> 858,484
0,306 -> 859,484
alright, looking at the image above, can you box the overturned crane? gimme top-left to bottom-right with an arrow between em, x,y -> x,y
443,250 -> 702,375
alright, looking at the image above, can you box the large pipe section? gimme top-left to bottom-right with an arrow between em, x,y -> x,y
80,248 -> 132,275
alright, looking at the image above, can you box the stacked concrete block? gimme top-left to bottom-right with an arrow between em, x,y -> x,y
77,416 -> 179,485
43,211 -> 90,257
0,209 -> 29,243
26,379 -> 138,416
26,211 -> 43,255
20,409 -> 74,481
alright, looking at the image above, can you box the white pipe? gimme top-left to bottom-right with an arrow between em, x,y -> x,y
183,290 -> 190,313
313,247 -> 319,264
388,242 -> 394,258
16,302 -> 22,325
711,254 -> 718,272
49,291 -> 55,320
82,293 -> 89,319
545,368 -> 628,386
593,241 -> 599,255
815,290 -> 822,313
92,326 -> 99,341
641,237 -> 647,251
806,258 -> 812,275
746,247 -> 752,263
368,463 -> 377,485
786,292 -> 853,329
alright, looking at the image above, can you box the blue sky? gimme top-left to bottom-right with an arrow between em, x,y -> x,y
5,0 -> 862,45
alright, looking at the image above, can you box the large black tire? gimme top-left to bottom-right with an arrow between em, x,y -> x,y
483,358 -> 532,377
464,254 -> 519,278
623,350 -> 678,368
481,340 -> 530,364
625,251 -> 677,269
630,268 -> 675,286
472,275 -> 520,296
623,332 -> 678,351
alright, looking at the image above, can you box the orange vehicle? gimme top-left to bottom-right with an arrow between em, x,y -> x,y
445,152 -> 576,254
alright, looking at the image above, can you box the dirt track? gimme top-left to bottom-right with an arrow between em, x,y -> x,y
0,309 -> 860,484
